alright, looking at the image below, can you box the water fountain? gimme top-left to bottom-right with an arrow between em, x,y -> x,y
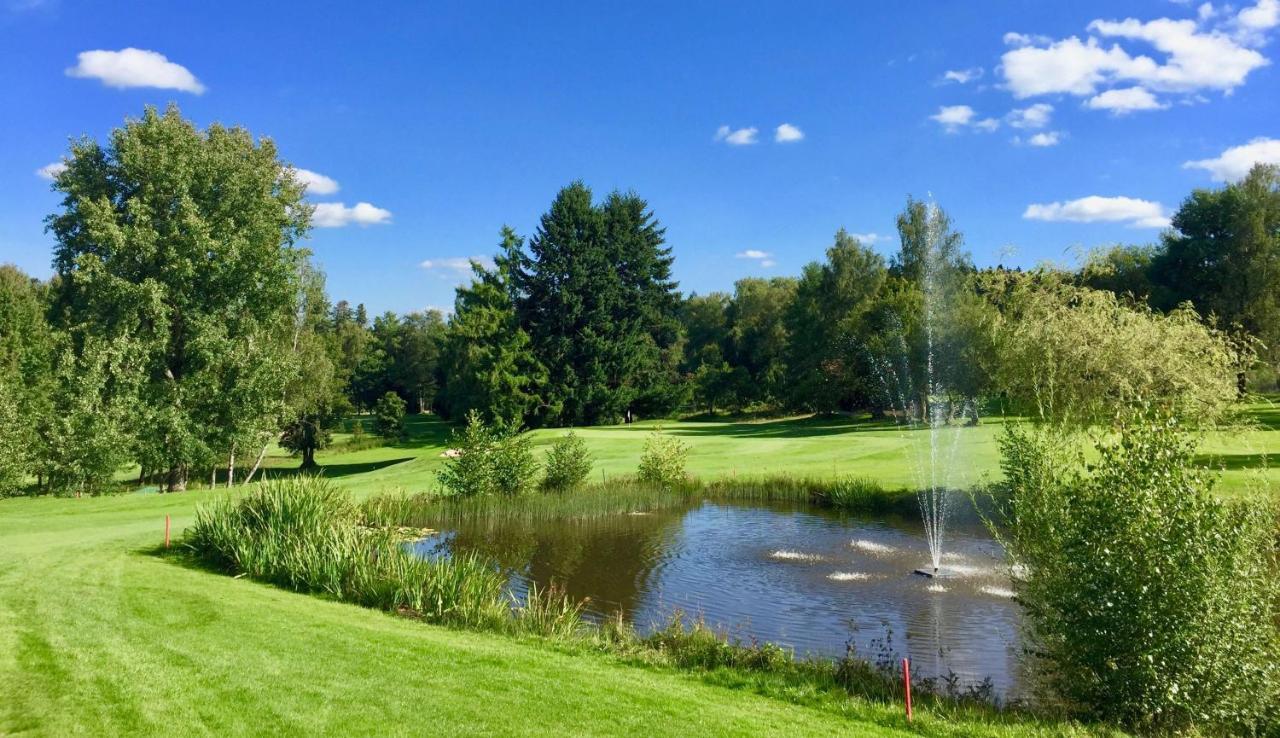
865,200 -> 970,578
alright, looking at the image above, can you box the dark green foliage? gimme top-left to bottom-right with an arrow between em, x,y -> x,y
783,230 -> 887,413
541,431 -> 593,492
436,410 -> 539,497
636,426 -> 688,487
995,414 -> 1280,734
373,392 -> 406,440
440,232 -> 546,426
506,183 -> 682,425
725,277 -> 796,408
0,265 -> 52,495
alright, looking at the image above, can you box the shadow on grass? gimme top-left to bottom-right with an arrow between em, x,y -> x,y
265,457 -> 417,480
1194,452 -> 1270,471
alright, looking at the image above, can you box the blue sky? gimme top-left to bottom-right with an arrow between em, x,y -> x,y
1,0 -> 1277,314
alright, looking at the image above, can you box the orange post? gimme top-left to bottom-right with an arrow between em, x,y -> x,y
902,657 -> 913,722
164,515 -> 170,548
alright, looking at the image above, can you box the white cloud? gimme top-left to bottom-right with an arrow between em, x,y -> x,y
941,67 -> 984,84
1000,3 -> 1276,107
930,105 -> 999,133
761,259 -> 777,268
1023,195 -> 1171,228
65,48 -> 205,93
420,256 -> 493,274
714,125 -> 759,145
293,168 -> 339,196
1085,86 -> 1169,113
1027,131 -> 1062,147
1183,137 -> 1280,180
312,202 -> 392,228
1007,102 -> 1054,128
1238,0 -> 1279,30
735,249 -> 771,260
1003,31 -> 1053,47
848,232 -> 883,244
35,161 -> 66,180
774,123 -> 804,143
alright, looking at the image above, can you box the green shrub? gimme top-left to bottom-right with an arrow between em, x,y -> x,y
437,410 -> 538,497
995,414 -> 1280,734
636,426 -> 688,487
373,392 -> 406,440
541,431 -> 593,492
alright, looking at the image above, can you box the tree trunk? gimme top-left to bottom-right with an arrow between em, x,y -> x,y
300,446 -> 317,470
242,442 -> 269,486
210,467 -> 216,488
167,465 -> 188,493
227,445 -> 236,489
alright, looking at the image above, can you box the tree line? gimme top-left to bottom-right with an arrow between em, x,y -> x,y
0,105 -> 1271,496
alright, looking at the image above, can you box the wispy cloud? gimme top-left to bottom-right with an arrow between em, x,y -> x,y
848,232 -> 884,245
1026,131 -> 1062,147
735,249 -> 775,267
930,105 -> 999,133
66,48 -> 205,93
714,125 -> 759,145
35,161 -> 66,180
1007,103 -> 1053,128
312,202 -> 392,228
420,256 -> 494,275
1184,136 -> 1280,180
941,67 -> 984,84
1085,86 -> 1170,114
1023,195 -> 1170,228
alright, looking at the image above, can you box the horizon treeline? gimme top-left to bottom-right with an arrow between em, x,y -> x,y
0,106 -> 1275,496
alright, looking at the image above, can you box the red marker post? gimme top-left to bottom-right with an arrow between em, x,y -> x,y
164,515 -> 170,549
902,657 -> 913,722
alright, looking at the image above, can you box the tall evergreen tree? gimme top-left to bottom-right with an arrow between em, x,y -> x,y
507,183 -> 682,425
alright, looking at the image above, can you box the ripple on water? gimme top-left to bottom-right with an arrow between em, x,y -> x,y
927,584 -> 948,593
769,550 -> 824,562
826,571 -> 872,582
850,539 -> 894,554
980,585 -> 1016,599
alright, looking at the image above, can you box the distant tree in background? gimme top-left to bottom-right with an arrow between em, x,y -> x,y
373,391 -> 407,441
1152,163 -> 1280,394
784,230 -> 886,413
46,105 -> 309,490
725,277 -> 796,408
0,266 -> 53,495
278,265 -> 349,471
441,230 -> 547,426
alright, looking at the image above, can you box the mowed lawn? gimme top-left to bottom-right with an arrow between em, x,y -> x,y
3,403 -> 1273,736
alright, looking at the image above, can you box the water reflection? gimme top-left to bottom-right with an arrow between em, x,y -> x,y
412,500 -> 1026,698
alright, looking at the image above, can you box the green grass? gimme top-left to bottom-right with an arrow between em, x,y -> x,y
11,402 -> 1276,735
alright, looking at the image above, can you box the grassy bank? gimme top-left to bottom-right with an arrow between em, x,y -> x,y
179,477 -> 1094,737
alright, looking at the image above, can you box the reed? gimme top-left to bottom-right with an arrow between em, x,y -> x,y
361,474 -> 917,530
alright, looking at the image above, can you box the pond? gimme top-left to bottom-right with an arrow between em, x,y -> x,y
411,499 -> 1026,699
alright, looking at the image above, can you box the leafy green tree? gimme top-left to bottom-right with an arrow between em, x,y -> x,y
1076,243 -> 1164,305
0,265 -> 53,494
373,391 -> 406,441
46,105 -> 309,491
39,332 -> 141,496
678,292 -> 731,375
278,265 -> 348,470
725,277 -> 796,407
990,271 -> 1238,426
441,234 -> 546,426
1153,163 -> 1280,394
784,230 -> 886,412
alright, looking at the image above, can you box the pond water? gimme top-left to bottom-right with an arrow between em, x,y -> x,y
411,500 -> 1026,699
